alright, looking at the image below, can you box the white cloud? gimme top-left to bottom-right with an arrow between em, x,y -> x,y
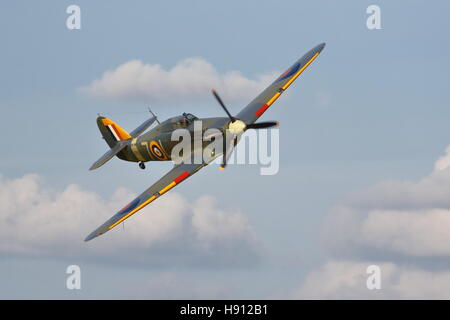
192,196 -> 252,244
435,146 -> 450,171
80,58 -> 278,103
360,208 -> 450,257
0,174 -> 261,267
289,260 -> 450,299
286,146 -> 450,299
345,169 -> 450,210
322,146 -> 450,258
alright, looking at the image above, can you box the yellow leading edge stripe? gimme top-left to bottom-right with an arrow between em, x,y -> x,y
265,52 -> 320,108
282,52 -> 319,91
108,195 -> 157,229
158,181 -> 176,195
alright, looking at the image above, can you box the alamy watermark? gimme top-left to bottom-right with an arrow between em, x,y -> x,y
66,5 -> 81,30
66,265 -> 81,290
366,265 -> 381,290
170,121 -> 279,175
366,5 -> 382,30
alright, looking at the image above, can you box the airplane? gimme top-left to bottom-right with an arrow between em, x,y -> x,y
84,43 -> 325,241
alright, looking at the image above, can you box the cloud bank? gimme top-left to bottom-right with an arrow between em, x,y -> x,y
288,146 -> 450,299
80,58 -> 278,103
323,151 -> 450,259
0,174 -> 261,267
290,261 -> 450,299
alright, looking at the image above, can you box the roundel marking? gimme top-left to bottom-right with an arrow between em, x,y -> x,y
149,140 -> 169,160
277,63 -> 301,82
117,198 -> 140,216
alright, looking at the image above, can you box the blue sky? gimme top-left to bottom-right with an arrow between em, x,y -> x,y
1,0 -> 450,299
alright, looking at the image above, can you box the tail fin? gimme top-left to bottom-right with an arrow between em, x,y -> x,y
97,116 -> 131,148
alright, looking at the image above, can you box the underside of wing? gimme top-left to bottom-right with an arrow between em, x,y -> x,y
84,162 -> 207,241
236,43 -> 325,125
89,141 -> 128,171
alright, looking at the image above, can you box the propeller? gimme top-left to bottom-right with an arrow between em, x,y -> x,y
246,121 -> 279,129
211,89 -> 235,122
219,134 -> 238,170
211,89 -> 279,170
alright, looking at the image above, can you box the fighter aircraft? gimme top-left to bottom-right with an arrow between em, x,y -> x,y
84,43 -> 325,241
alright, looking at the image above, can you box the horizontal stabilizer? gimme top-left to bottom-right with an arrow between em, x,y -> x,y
130,116 -> 157,137
89,141 -> 128,171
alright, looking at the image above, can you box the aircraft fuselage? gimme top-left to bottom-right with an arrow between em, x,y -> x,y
117,116 -> 230,163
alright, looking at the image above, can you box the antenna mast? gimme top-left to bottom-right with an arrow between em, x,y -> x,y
148,107 -> 160,124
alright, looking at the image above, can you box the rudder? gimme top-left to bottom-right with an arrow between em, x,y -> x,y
97,116 -> 131,148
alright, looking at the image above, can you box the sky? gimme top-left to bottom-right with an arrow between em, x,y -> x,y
1,0 -> 450,299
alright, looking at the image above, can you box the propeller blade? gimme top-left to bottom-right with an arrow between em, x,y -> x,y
211,89 -> 235,122
246,121 -> 279,129
220,135 -> 237,170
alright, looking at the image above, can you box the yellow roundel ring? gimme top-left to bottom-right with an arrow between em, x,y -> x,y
149,140 -> 169,160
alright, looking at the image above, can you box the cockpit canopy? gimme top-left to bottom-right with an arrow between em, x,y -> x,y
174,113 -> 198,127
183,113 -> 198,121
159,113 -> 199,132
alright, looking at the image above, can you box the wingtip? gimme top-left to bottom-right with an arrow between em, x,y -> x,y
317,42 -> 326,53
84,234 -> 94,242
84,229 -> 101,242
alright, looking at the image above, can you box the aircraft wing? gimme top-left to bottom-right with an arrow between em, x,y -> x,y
84,162 -> 208,241
130,115 -> 157,137
89,140 -> 128,171
236,43 -> 325,125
